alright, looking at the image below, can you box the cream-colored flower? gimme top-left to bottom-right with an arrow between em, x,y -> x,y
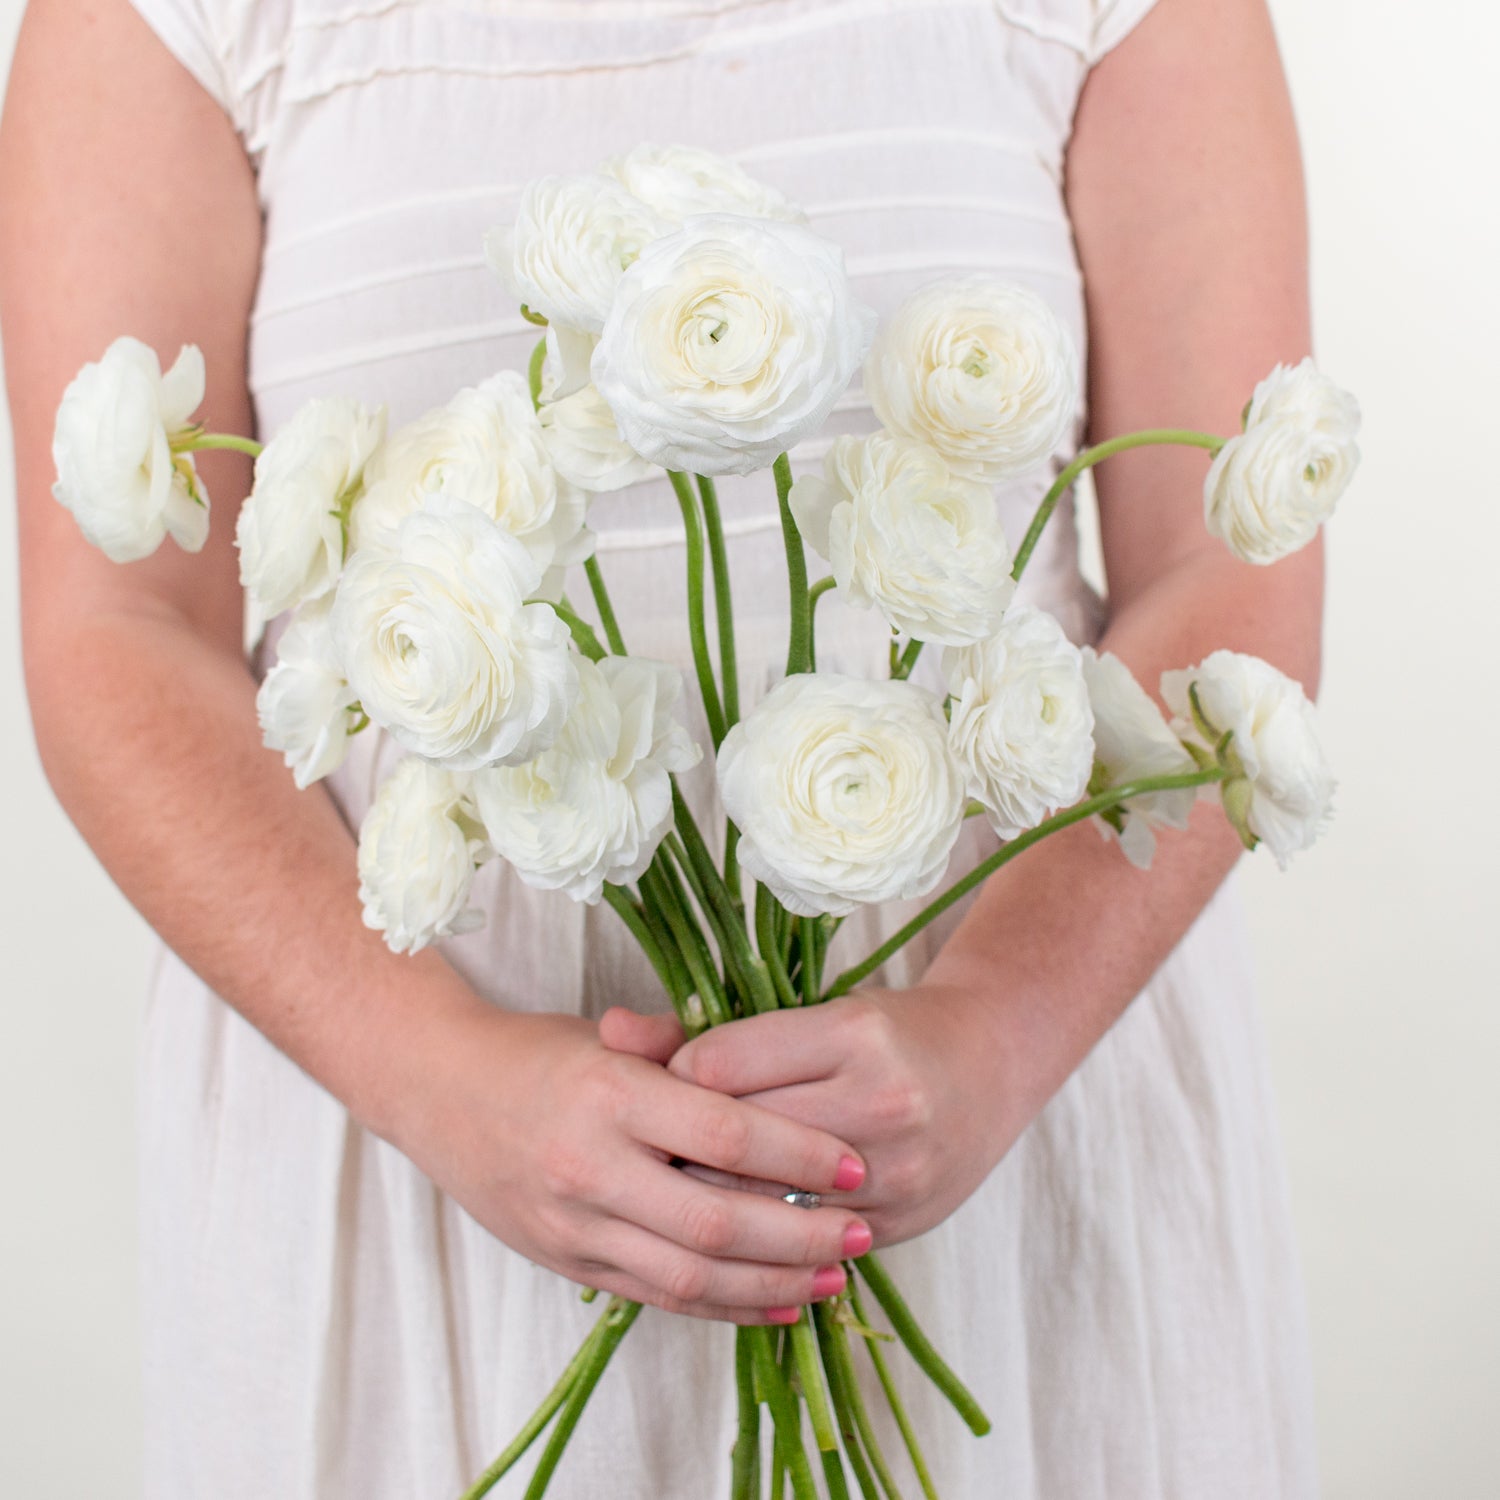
236,396 -> 385,619
943,606 -> 1094,839
601,143 -> 805,226
357,756 -> 488,954
1204,359 -> 1361,564
472,656 -> 700,903
1080,648 -> 1197,869
865,277 -> 1078,483
1161,650 -> 1333,868
538,331 -> 654,493
485,174 -> 667,334
717,673 -> 966,917
593,214 -> 876,476
51,337 -> 209,562
790,432 -> 1015,645
256,600 -> 360,790
331,497 -> 578,770
352,372 -> 590,598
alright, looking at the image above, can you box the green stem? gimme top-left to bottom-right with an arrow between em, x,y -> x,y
600,885 -> 694,1026
669,470 -> 727,747
177,430 -> 263,458
552,599 -> 607,662
696,476 -> 740,728
584,556 -> 627,655
457,1308 -> 610,1500
823,769 -> 1225,1001
732,1329 -> 761,1500
774,454 -> 812,677
528,336 -> 547,411
808,576 -> 837,673
521,1298 -> 643,1500
847,1281 -> 936,1500
853,1256 -> 990,1438
798,917 -> 825,1003
752,1327 -> 820,1500
889,637 -> 924,683
644,857 -> 733,1029
1012,428 -> 1224,582
756,886 -> 800,1010
790,1312 -> 839,1454
813,1304 -> 882,1500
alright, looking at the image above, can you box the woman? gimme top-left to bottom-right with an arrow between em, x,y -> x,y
0,0 -> 1321,1494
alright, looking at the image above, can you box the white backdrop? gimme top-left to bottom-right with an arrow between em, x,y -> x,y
1,1 -> 1495,1494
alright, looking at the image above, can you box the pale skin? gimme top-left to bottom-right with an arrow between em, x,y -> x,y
0,0 -> 1318,1328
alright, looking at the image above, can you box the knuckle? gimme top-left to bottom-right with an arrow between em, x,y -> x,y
537,1140 -> 601,1203
661,1256 -> 710,1307
680,1195 -> 737,1256
684,1037 -> 733,1093
698,1104 -> 754,1169
869,1079 -> 928,1134
881,1149 -> 926,1203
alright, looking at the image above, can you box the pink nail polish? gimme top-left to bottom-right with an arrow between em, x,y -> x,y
767,1307 -> 801,1325
812,1265 -> 847,1298
833,1155 -> 865,1192
842,1222 -> 873,1258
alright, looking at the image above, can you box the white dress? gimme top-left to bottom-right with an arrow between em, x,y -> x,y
128,2 -> 1319,1496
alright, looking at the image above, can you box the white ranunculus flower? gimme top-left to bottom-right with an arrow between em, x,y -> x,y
538,331 -> 654,493
1204,359 -> 1361,565
357,757 -> 489,954
1160,650 -> 1333,868
485,174 -> 668,335
1080,648 -> 1197,869
51,337 -> 209,563
331,497 -> 578,770
865,277 -> 1078,484
943,605 -> 1095,839
256,600 -> 360,790
592,214 -> 876,477
236,396 -> 386,619
472,655 -> 701,903
789,432 -> 1015,646
601,143 -> 805,226
717,673 -> 966,917
352,371 -> 591,598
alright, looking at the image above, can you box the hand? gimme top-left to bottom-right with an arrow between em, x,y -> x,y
390,1003 -> 873,1323
657,985 -> 1024,1248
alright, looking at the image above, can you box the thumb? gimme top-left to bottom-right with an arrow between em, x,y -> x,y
598,1005 -> 686,1065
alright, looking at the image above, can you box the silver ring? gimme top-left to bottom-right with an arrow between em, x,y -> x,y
782,1189 -> 822,1210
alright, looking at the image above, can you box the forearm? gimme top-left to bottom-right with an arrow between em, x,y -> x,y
924,538 -> 1322,1136
25,606 -> 486,1144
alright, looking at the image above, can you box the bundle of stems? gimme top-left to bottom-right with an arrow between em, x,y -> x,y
458,427 -> 1228,1500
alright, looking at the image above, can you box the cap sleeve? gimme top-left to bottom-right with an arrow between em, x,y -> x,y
1087,0 -> 1161,63
126,0 -> 238,120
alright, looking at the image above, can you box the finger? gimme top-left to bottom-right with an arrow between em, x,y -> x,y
598,1005 -> 684,1065
605,1155 -> 871,1266
594,1219 -> 850,1313
626,1071 -> 866,1196
667,1004 -> 857,1096
575,1264 -> 804,1326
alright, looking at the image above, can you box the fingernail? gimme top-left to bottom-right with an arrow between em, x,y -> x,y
833,1154 -> 865,1192
812,1265 -> 847,1298
767,1307 -> 802,1324
842,1222 -> 873,1258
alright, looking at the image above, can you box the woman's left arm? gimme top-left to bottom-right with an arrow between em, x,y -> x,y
624,0 -> 1323,1245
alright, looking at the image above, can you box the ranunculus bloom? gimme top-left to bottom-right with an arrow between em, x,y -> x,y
472,656 -> 700,903
592,214 -> 876,477
865,277 -> 1078,484
943,606 -> 1094,840
1161,650 -> 1333,868
331,498 -> 578,771
789,432 -> 1015,646
1080,648 -> 1197,869
236,396 -> 386,619
357,756 -> 488,954
1204,359 -> 1361,565
717,673 -> 966,917
537,331 -> 653,494
256,600 -> 360,790
601,143 -> 805,226
485,174 -> 667,335
51,336 -> 209,562
352,372 -> 591,599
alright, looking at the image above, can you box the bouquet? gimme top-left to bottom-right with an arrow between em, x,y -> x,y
50,142 -> 1357,1499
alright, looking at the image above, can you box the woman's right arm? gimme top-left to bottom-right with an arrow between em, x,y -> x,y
0,0 -> 867,1322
